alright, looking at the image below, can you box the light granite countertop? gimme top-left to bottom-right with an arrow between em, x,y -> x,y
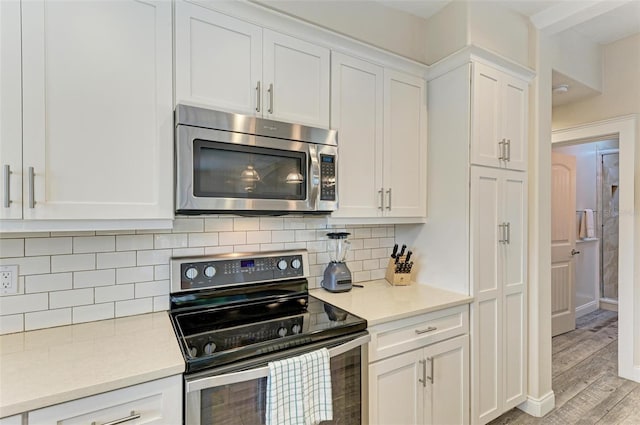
311,279 -> 473,326
0,312 -> 184,418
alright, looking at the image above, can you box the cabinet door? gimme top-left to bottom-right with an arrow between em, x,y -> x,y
501,76 -> 528,171
502,171 -> 527,409
425,335 -> 469,425
383,69 -> 427,217
471,62 -> 502,169
263,29 -> 330,128
175,1 -> 262,115
0,0 -> 22,219
470,166 -> 502,424
21,0 -> 173,220
369,349 -> 425,425
330,52 -> 383,218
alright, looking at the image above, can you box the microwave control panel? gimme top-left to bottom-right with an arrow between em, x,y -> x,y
320,154 -> 336,201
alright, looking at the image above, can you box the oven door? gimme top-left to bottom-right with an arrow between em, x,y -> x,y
176,125 -> 336,213
184,333 -> 369,425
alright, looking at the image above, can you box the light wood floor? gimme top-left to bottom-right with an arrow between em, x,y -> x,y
490,309 -> 640,425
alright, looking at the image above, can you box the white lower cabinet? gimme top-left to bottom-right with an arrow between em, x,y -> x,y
368,305 -> 470,425
27,376 -> 181,425
0,415 -> 23,425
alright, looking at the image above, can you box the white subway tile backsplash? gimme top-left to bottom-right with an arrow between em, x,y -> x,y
116,266 -> 154,284
97,252 -> 136,269
73,236 -> 115,254
116,235 -> 153,251
95,285 -> 134,303
25,308 -> 71,331
0,239 -> 24,258
50,288 -> 94,309
74,269 -> 115,289
0,293 -> 48,315
154,233 -> 188,249
116,298 -> 153,318
0,314 -> 24,334
0,221 -> 393,334
51,254 -> 94,273
25,237 -> 72,256
188,233 -> 219,247
0,232 -> 49,239
26,273 -> 73,293
135,280 -> 169,298
73,303 -> 114,324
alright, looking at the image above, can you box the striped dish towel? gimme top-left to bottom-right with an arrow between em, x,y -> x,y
266,348 -> 333,425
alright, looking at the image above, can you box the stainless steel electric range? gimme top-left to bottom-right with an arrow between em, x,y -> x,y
169,250 -> 368,425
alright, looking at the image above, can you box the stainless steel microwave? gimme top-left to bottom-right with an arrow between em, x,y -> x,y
175,105 -> 338,214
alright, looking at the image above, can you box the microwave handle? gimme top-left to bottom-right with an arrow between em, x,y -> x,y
308,144 -> 320,210
185,334 -> 370,393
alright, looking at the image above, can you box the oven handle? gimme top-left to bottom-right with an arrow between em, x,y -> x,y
186,333 -> 370,393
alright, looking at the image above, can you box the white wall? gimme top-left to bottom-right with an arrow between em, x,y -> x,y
550,29 -> 603,91
423,1 -> 468,64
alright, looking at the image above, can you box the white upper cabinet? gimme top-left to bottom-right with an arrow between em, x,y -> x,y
175,1 -> 330,128
0,0 -> 22,220
6,0 -> 173,224
331,54 -> 426,220
471,62 -> 527,171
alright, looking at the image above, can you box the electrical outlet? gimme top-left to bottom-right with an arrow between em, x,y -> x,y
0,265 -> 19,295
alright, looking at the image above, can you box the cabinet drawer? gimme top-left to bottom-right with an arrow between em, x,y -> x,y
368,304 -> 468,362
28,376 -> 181,425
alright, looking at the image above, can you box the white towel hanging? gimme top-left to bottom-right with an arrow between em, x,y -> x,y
579,209 -> 595,239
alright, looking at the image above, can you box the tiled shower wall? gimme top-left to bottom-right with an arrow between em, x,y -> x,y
0,216 -> 394,334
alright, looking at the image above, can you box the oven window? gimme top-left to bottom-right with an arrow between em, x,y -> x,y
193,140 -> 307,200
198,347 -> 362,425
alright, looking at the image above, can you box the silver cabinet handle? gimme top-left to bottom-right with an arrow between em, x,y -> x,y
506,139 -> 511,162
92,411 -> 141,425
3,164 -> 10,208
505,222 -> 511,245
418,359 -> 427,387
267,83 -> 274,114
386,188 -> 391,211
498,139 -> 506,160
415,326 -> 437,335
256,81 -> 261,112
427,356 -> 434,383
498,223 -> 506,244
28,166 -> 35,208
378,188 -> 384,210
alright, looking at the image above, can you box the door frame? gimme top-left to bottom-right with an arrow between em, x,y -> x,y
551,114 -> 637,382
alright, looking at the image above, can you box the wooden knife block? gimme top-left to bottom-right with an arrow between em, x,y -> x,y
385,258 -> 413,286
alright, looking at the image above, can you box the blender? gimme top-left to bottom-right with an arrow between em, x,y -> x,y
321,232 -> 352,292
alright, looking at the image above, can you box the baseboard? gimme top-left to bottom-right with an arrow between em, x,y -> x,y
600,299 -> 619,312
576,301 -> 598,318
517,391 -> 555,417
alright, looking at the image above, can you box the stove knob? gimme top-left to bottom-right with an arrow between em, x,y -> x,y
291,324 -> 302,334
188,346 -> 198,357
204,265 -> 216,278
204,342 -> 216,355
291,258 -> 302,270
278,327 -> 288,337
185,267 -> 198,280
277,259 -> 288,271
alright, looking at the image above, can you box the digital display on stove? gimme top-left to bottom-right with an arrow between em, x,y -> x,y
240,259 -> 255,268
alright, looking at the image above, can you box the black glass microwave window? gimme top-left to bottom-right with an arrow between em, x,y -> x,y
193,140 -> 307,200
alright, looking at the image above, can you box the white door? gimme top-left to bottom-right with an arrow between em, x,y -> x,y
330,52 -> 383,218
0,0 -> 22,219
21,0 -> 173,220
471,62 -> 501,169
470,166 -> 502,424
174,1 -> 262,115
551,152 -> 577,336
383,69 -> 427,217
369,349 -> 424,425
501,76 -> 528,171
262,30 -> 330,128
501,171 -> 527,409
425,335 -> 469,425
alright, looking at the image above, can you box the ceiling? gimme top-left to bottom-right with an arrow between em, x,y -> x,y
377,0 -> 640,106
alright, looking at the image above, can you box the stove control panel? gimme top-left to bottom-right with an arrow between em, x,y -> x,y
173,251 -> 308,292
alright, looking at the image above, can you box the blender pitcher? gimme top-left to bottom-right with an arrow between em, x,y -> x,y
322,232 -> 353,292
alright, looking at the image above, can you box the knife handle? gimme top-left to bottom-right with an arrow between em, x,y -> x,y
399,244 -> 406,258
391,243 -> 398,258
405,250 -> 412,263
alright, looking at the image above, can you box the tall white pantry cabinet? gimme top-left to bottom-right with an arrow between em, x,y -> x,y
423,54 -> 533,425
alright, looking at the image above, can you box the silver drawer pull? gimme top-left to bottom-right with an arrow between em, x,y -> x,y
92,411 -> 141,425
415,326 -> 437,334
